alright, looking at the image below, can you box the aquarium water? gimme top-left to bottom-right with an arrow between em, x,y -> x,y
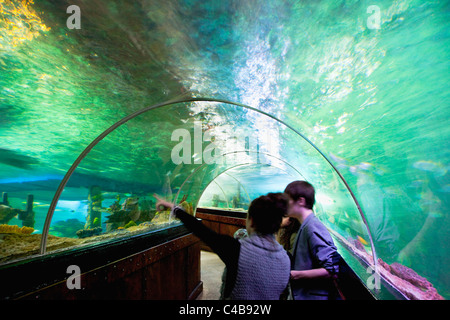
0,0 -> 448,299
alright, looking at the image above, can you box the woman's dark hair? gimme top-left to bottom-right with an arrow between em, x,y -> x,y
248,192 -> 288,235
284,180 -> 315,209
278,217 -> 301,251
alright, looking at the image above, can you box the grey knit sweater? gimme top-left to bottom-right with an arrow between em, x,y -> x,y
229,233 -> 291,300
173,207 -> 290,300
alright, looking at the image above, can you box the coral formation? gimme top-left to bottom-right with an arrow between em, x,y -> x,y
0,224 -> 34,234
0,194 -> 35,228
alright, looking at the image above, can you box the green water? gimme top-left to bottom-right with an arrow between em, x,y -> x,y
0,0 -> 449,299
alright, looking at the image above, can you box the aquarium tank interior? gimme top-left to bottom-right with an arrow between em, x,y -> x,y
0,0 -> 448,300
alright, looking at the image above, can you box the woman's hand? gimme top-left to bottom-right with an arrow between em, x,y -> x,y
153,194 -> 174,211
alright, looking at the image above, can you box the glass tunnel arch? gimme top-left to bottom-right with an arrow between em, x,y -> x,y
195,161 -> 303,213
0,0 -> 447,301
180,158 -> 302,210
39,97 -> 377,272
175,151 -> 307,205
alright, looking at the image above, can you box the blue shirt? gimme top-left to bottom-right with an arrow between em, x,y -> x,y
291,213 -> 341,300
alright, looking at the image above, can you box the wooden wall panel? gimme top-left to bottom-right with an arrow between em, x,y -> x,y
196,211 -> 246,251
19,234 -> 202,300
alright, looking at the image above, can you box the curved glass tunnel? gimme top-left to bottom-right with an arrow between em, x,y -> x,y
0,0 -> 448,300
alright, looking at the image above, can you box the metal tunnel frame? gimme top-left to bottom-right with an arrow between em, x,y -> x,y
40,97 -> 378,273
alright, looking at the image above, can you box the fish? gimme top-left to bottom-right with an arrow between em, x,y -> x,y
357,235 -> 369,246
413,160 -> 447,177
0,148 -> 39,169
358,162 -> 373,171
329,152 -> 348,166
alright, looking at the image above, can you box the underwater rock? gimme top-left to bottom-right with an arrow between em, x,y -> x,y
121,197 -> 140,221
179,200 -> 193,215
151,211 -> 171,224
20,194 -> 35,229
0,234 -> 80,263
330,230 -> 444,300
0,215 -> 180,264
0,205 -> 20,224
76,227 -> 102,239
389,262 -> 431,289
178,194 -> 194,215
50,219 -> 85,238
108,196 -> 122,212
105,196 -> 155,231
139,209 -> 156,222
122,197 -> 138,210
138,199 -> 156,221
124,220 -> 137,229
105,210 -> 128,223
381,260 -> 444,300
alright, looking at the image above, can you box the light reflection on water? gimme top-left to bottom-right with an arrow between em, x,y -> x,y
0,0 -> 448,298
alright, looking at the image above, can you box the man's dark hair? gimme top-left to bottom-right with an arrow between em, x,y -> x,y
284,180 -> 315,209
248,193 -> 288,235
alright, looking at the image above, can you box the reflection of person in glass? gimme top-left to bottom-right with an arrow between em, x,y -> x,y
397,168 -> 446,266
351,160 -> 400,263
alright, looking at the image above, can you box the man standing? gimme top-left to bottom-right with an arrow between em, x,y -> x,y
284,181 -> 342,300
